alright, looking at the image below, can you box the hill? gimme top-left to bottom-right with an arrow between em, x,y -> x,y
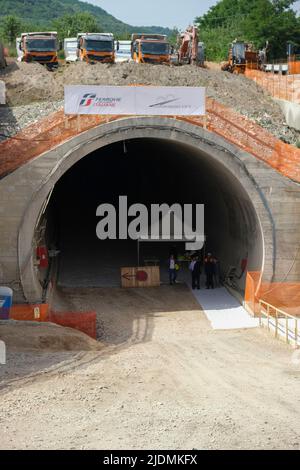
0,0 -> 171,36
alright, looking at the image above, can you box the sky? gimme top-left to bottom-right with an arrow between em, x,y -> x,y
89,1 -> 300,29
89,0 -> 218,29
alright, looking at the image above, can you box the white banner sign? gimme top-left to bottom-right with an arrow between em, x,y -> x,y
64,85 -> 205,116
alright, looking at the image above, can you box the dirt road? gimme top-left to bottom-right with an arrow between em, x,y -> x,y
0,285 -> 300,449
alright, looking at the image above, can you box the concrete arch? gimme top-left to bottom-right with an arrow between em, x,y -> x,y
15,117 -> 276,303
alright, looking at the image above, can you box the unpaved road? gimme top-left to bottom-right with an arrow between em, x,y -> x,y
0,285 -> 300,450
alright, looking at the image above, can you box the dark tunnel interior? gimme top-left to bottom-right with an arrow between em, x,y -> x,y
45,138 -> 263,290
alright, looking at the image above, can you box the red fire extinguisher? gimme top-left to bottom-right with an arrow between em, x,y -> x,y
36,246 -> 49,268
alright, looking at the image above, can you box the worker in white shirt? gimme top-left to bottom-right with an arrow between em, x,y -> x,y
168,254 -> 177,285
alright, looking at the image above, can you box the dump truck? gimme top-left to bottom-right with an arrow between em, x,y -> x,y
177,26 -> 205,66
131,34 -> 170,64
0,42 -> 7,69
77,33 -> 115,63
64,37 -> 78,63
20,32 -> 59,69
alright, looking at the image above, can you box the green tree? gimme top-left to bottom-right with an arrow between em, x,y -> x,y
168,27 -> 180,48
2,15 -> 22,45
195,0 -> 300,61
52,12 -> 101,40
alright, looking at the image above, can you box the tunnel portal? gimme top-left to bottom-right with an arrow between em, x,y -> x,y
42,137 -> 263,290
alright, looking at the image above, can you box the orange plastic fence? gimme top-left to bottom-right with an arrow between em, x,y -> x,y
244,271 -> 261,315
245,69 -> 300,104
9,303 -> 97,339
245,271 -> 300,317
1,97 -> 300,183
10,303 -> 49,322
289,62 -> 300,75
49,311 -> 97,339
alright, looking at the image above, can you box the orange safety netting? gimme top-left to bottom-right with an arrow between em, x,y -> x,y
289,62 -> 300,75
49,311 -> 97,339
9,303 -> 97,338
245,271 -> 300,317
10,303 -> 49,322
0,97 -> 300,182
245,69 -> 300,104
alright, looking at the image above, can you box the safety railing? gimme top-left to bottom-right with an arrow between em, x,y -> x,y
259,299 -> 300,348
245,69 -> 300,104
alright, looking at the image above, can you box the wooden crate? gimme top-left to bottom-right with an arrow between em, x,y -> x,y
121,266 -> 160,288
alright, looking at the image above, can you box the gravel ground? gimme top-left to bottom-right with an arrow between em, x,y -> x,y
0,100 -> 63,141
0,285 -> 300,450
0,60 -> 299,145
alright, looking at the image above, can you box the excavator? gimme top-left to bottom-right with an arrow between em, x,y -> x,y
77,33 -> 115,63
131,34 -> 171,64
20,32 -> 59,69
177,26 -> 205,66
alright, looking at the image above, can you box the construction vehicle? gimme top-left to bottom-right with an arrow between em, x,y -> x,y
64,37 -> 78,63
222,40 -> 261,74
287,42 -> 300,74
20,32 -> 59,69
131,34 -> 171,64
177,26 -> 205,66
77,33 -> 115,63
222,40 -> 247,73
0,42 -> 7,69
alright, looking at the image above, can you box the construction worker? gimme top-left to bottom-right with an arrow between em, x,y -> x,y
189,255 -> 201,290
204,253 -> 215,289
168,254 -> 177,285
213,256 -> 221,287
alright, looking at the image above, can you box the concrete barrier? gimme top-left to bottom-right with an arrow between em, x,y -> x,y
275,99 -> 300,131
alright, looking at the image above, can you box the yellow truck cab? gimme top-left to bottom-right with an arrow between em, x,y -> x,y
131,34 -> 171,64
20,32 -> 59,69
77,33 -> 115,63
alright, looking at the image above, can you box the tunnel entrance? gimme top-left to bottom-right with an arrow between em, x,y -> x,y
42,137 -> 263,292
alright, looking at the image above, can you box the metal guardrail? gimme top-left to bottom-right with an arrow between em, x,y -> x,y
259,299 -> 300,348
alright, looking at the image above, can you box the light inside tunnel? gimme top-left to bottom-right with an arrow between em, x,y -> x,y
43,138 -> 264,291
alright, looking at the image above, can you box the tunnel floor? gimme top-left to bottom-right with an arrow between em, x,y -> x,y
57,240 -> 189,287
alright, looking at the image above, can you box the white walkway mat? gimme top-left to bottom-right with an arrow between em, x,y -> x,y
191,287 -> 259,330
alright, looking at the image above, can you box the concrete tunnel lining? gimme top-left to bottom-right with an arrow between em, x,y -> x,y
17,117 -> 274,302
